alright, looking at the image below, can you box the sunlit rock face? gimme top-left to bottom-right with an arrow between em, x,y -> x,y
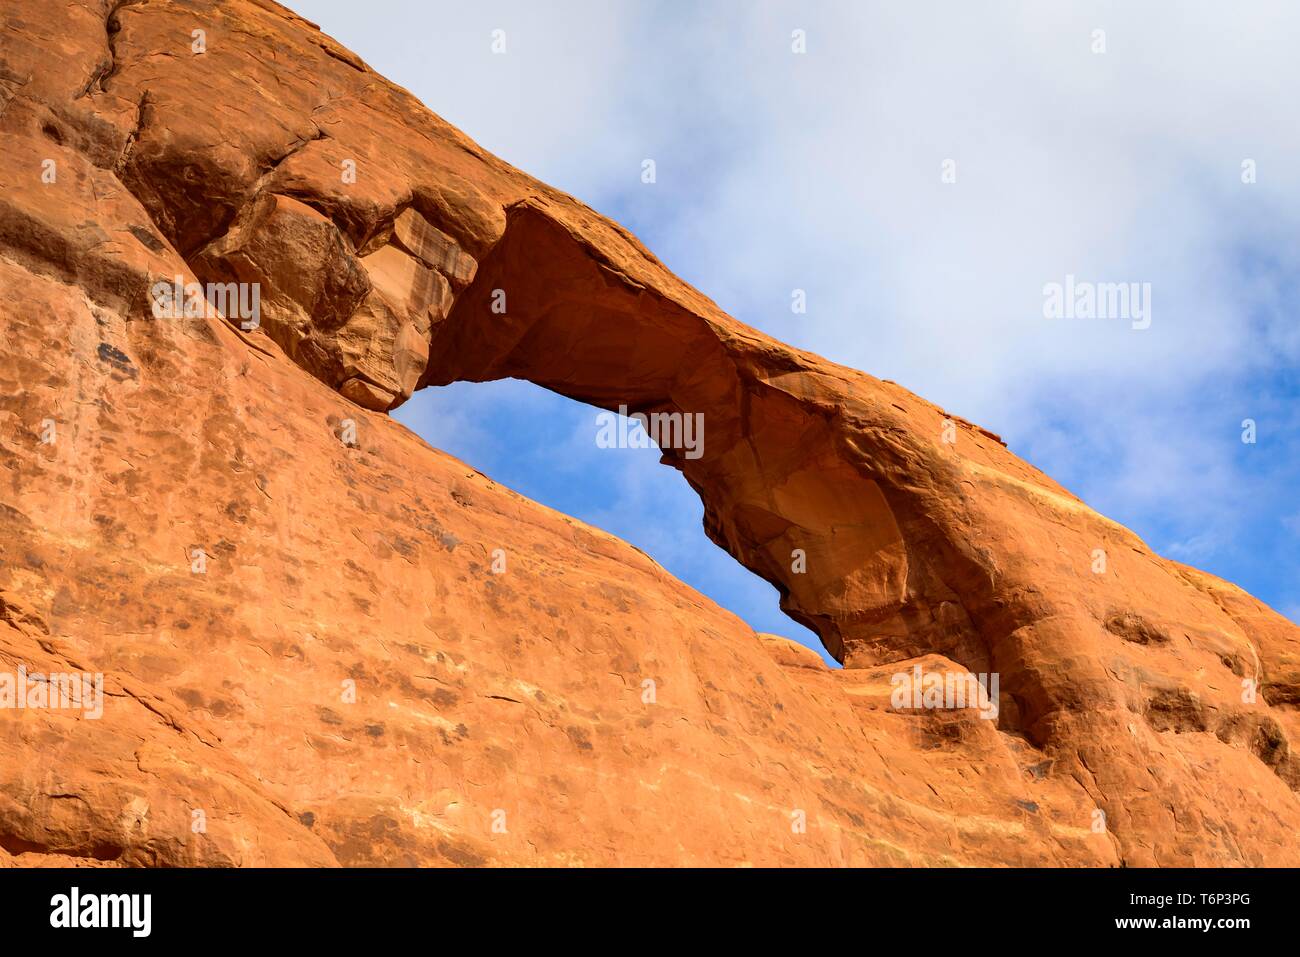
0,0 -> 1297,866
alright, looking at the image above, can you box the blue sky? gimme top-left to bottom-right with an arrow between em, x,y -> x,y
296,1 -> 1300,662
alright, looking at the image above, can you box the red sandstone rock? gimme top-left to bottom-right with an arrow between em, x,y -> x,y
0,0 -> 1296,866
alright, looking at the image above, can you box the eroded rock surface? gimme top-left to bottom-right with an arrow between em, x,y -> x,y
0,0 -> 1297,865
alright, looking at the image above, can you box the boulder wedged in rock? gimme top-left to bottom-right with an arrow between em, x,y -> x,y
0,0 -> 1297,865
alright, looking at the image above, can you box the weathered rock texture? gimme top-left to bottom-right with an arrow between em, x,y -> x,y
0,0 -> 1297,866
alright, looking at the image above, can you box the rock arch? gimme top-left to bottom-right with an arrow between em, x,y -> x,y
1,0 -> 1296,865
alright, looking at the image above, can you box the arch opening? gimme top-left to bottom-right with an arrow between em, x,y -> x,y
393,378 -> 840,667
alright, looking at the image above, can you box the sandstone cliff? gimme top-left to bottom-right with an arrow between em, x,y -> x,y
0,0 -> 1297,866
